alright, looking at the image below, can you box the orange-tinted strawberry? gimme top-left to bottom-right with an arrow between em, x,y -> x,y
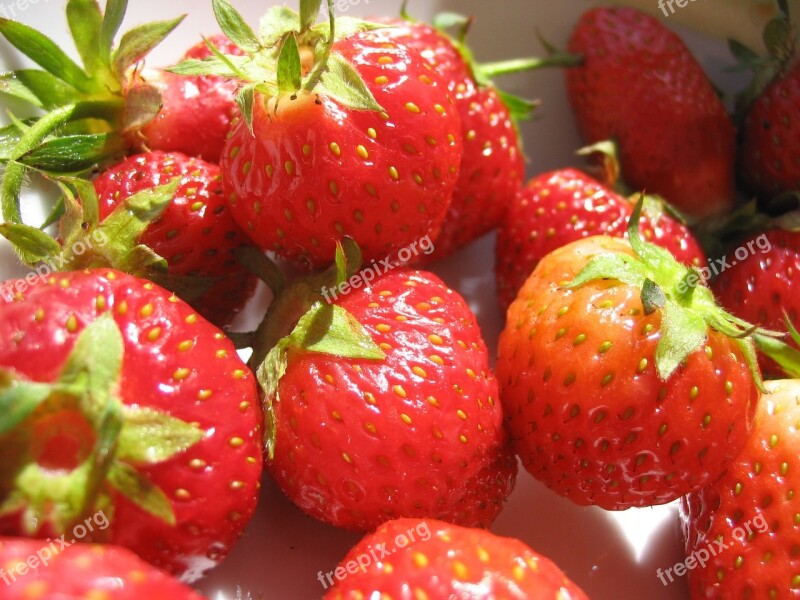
0,537 -> 205,599
259,262 -> 513,531
495,168 -> 705,310
0,269 -> 262,582
498,205 -> 767,509
322,518 -> 588,599
680,379 -> 800,598
565,7 -> 736,220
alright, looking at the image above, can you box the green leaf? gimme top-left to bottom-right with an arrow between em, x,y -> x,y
39,196 -> 66,230
17,133 -> 126,172
112,16 -> 185,79
433,12 -> 470,32
116,244 -> 168,274
641,279 -> 666,315
237,84 -> 256,131
211,0 -> 259,53
317,52 -> 383,111
0,18 -> 94,93
277,33 -> 302,95
100,0 -> 128,57
289,302 -> 385,360
259,6 -> 301,48
333,237 -> 362,287
0,370 -> 53,435
0,70 -> 80,110
754,333 -> 800,378
0,222 -> 61,262
300,0 -> 324,32
256,342 -> 285,460
58,313 -> 124,424
117,406 -> 204,464
565,253 -> 647,290
496,89 -> 540,123
310,16 -> 385,43
0,120 -> 33,159
655,303 -> 707,380
106,461 -> 175,525
67,0 -> 104,75
167,56 -> 244,77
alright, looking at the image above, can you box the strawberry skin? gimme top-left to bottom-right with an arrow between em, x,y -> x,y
498,236 -> 759,509
495,168 -> 706,310
566,7 -> 736,220
268,269 -> 513,530
739,60 -> 800,200
0,269 -> 262,582
134,35 -> 243,163
0,537 -> 205,599
713,228 -> 800,377
378,19 -> 525,260
322,518 -> 588,599
222,29 -> 462,268
681,379 -> 800,598
92,151 -> 257,327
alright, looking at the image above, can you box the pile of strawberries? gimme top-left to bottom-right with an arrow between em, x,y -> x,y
0,0 -> 798,598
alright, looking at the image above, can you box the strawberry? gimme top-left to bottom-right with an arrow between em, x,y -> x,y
497,203 -> 769,509
180,0 -> 462,268
254,244 -> 513,531
713,227 -> 800,376
0,537 -> 205,599
92,151 -> 257,327
680,379 -> 800,597
495,167 -> 706,310
732,1 -> 800,201
370,16 -> 533,261
133,34 -> 244,163
0,269 -> 262,581
321,517 -> 588,599
565,7 -> 736,220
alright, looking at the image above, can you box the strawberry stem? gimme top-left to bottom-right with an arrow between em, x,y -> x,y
303,0 -> 335,92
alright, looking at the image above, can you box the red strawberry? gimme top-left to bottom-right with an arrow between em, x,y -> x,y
258,255 -> 513,531
0,269 -> 262,581
187,2 -> 461,268
565,7 -> 736,220
495,168 -> 706,310
713,227 -> 799,376
372,17 -> 527,260
733,3 -> 800,200
91,151 -> 257,327
680,379 -> 800,597
497,205 -> 766,509
133,34 -> 244,163
321,518 -> 588,599
0,537 -> 205,599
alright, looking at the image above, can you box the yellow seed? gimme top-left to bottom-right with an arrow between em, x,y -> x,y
412,366 -> 427,378
394,385 -> 407,398
367,127 -> 377,139
178,340 -> 193,352
378,56 -> 393,64
429,354 -> 444,365
375,75 -> 389,85
456,409 -> 467,420
376,324 -> 391,333
389,166 -> 399,180
173,368 -> 191,381
405,102 -> 420,114
190,201 -> 204,212
147,327 -> 162,342
434,104 -> 445,114
356,145 -> 369,159
65,314 -> 78,333
400,413 -> 412,425
228,437 -> 244,448
284,160 -> 295,175
428,334 -> 444,345
185,314 -> 198,325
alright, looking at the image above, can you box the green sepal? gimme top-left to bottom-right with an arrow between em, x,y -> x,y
433,12 -> 470,32
167,55 -> 252,78
277,33 -> 302,95
106,461 -> 176,525
641,279 -> 666,315
0,119 -> 34,159
100,0 -> 128,58
211,0 -> 260,53
300,0 -> 324,32
0,222 -> 62,264
112,15 -> 185,80
115,244 -> 168,274
289,302 -> 385,360
309,16 -> 388,43
233,246 -> 285,295
317,53 -> 384,111
0,17 -> 94,93
256,342 -> 285,460
66,0 -> 105,76
334,237 -> 362,286
16,133 -> 126,172
117,406 -> 204,464
122,83 -> 163,132
565,253 -> 647,290
0,370 -> 54,435
655,302 -> 708,380
259,6 -> 302,49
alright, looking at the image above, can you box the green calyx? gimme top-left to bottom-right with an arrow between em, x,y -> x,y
0,314 -> 203,534
754,314 -> 800,379
565,197 -> 778,389
728,0 -> 797,122
245,239 -> 384,459
170,0 -> 386,128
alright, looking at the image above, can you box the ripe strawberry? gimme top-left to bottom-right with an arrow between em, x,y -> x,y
0,269 -> 262,581
733,2 -> 800,200
0,537 -> 205,599
713,227 -> 800,376
680,379 -> 800,597
133,34 -> 244,163
497,205 -> 767,509
495,168 -> 706,310
257,252 -> 513,531
372,17 -> 527,260
186,1 -> 461,268
92,151 -> 257,327
321,518 -> 588,599
565,7 -> 736,220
